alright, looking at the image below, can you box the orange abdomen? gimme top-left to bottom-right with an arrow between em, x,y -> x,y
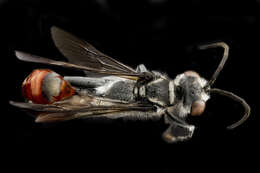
22,69 -> 75,104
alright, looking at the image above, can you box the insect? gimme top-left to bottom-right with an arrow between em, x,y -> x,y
10,27 -> 250,143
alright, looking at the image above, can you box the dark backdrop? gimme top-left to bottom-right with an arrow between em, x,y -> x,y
2,0 -> 259,171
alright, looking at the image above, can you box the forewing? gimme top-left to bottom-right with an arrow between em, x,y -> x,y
51,26 -> 136,74
10,100 -> 154,123
15,51 -> 141,78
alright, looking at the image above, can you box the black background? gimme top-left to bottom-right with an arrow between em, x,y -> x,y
2,0 -> 259,172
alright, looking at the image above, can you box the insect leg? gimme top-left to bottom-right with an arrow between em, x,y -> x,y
162,117 -> 195,143
81,110 -> 162,121
163,106 -> 195,143
166,106 -> 189,125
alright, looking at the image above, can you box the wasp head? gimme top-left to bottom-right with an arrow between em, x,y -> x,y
171,42 -> 250,129
173,70 -> 210,116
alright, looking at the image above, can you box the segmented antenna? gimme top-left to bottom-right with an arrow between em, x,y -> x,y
199,42 -> 250,129
210,88 -> 250,129
198,42 -> 229,90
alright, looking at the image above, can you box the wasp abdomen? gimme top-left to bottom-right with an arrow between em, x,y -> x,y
22,69 -> 75,104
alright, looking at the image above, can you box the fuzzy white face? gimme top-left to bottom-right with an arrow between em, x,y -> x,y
196,77 -> 210,102
174,72 -> 210,102
173,71 -> 210,116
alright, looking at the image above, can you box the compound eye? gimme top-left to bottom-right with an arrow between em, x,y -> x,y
191,100 -> 205,116
184,71 -> 200,78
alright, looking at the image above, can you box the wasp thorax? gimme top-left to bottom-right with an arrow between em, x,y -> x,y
22,69 -> 75,104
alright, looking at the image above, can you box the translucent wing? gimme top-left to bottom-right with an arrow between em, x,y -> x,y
9,99 -> 154,123
51,26 -> 137,74
15,51 -> 142,78
15,27 -> 152,80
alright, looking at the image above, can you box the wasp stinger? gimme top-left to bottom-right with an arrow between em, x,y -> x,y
10,27 -> 250,143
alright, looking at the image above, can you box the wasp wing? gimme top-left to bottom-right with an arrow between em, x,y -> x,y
15,51 -> 142,78
9,100 -> 154,123
51,26 -> 137,74
15,26 -> 150,80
